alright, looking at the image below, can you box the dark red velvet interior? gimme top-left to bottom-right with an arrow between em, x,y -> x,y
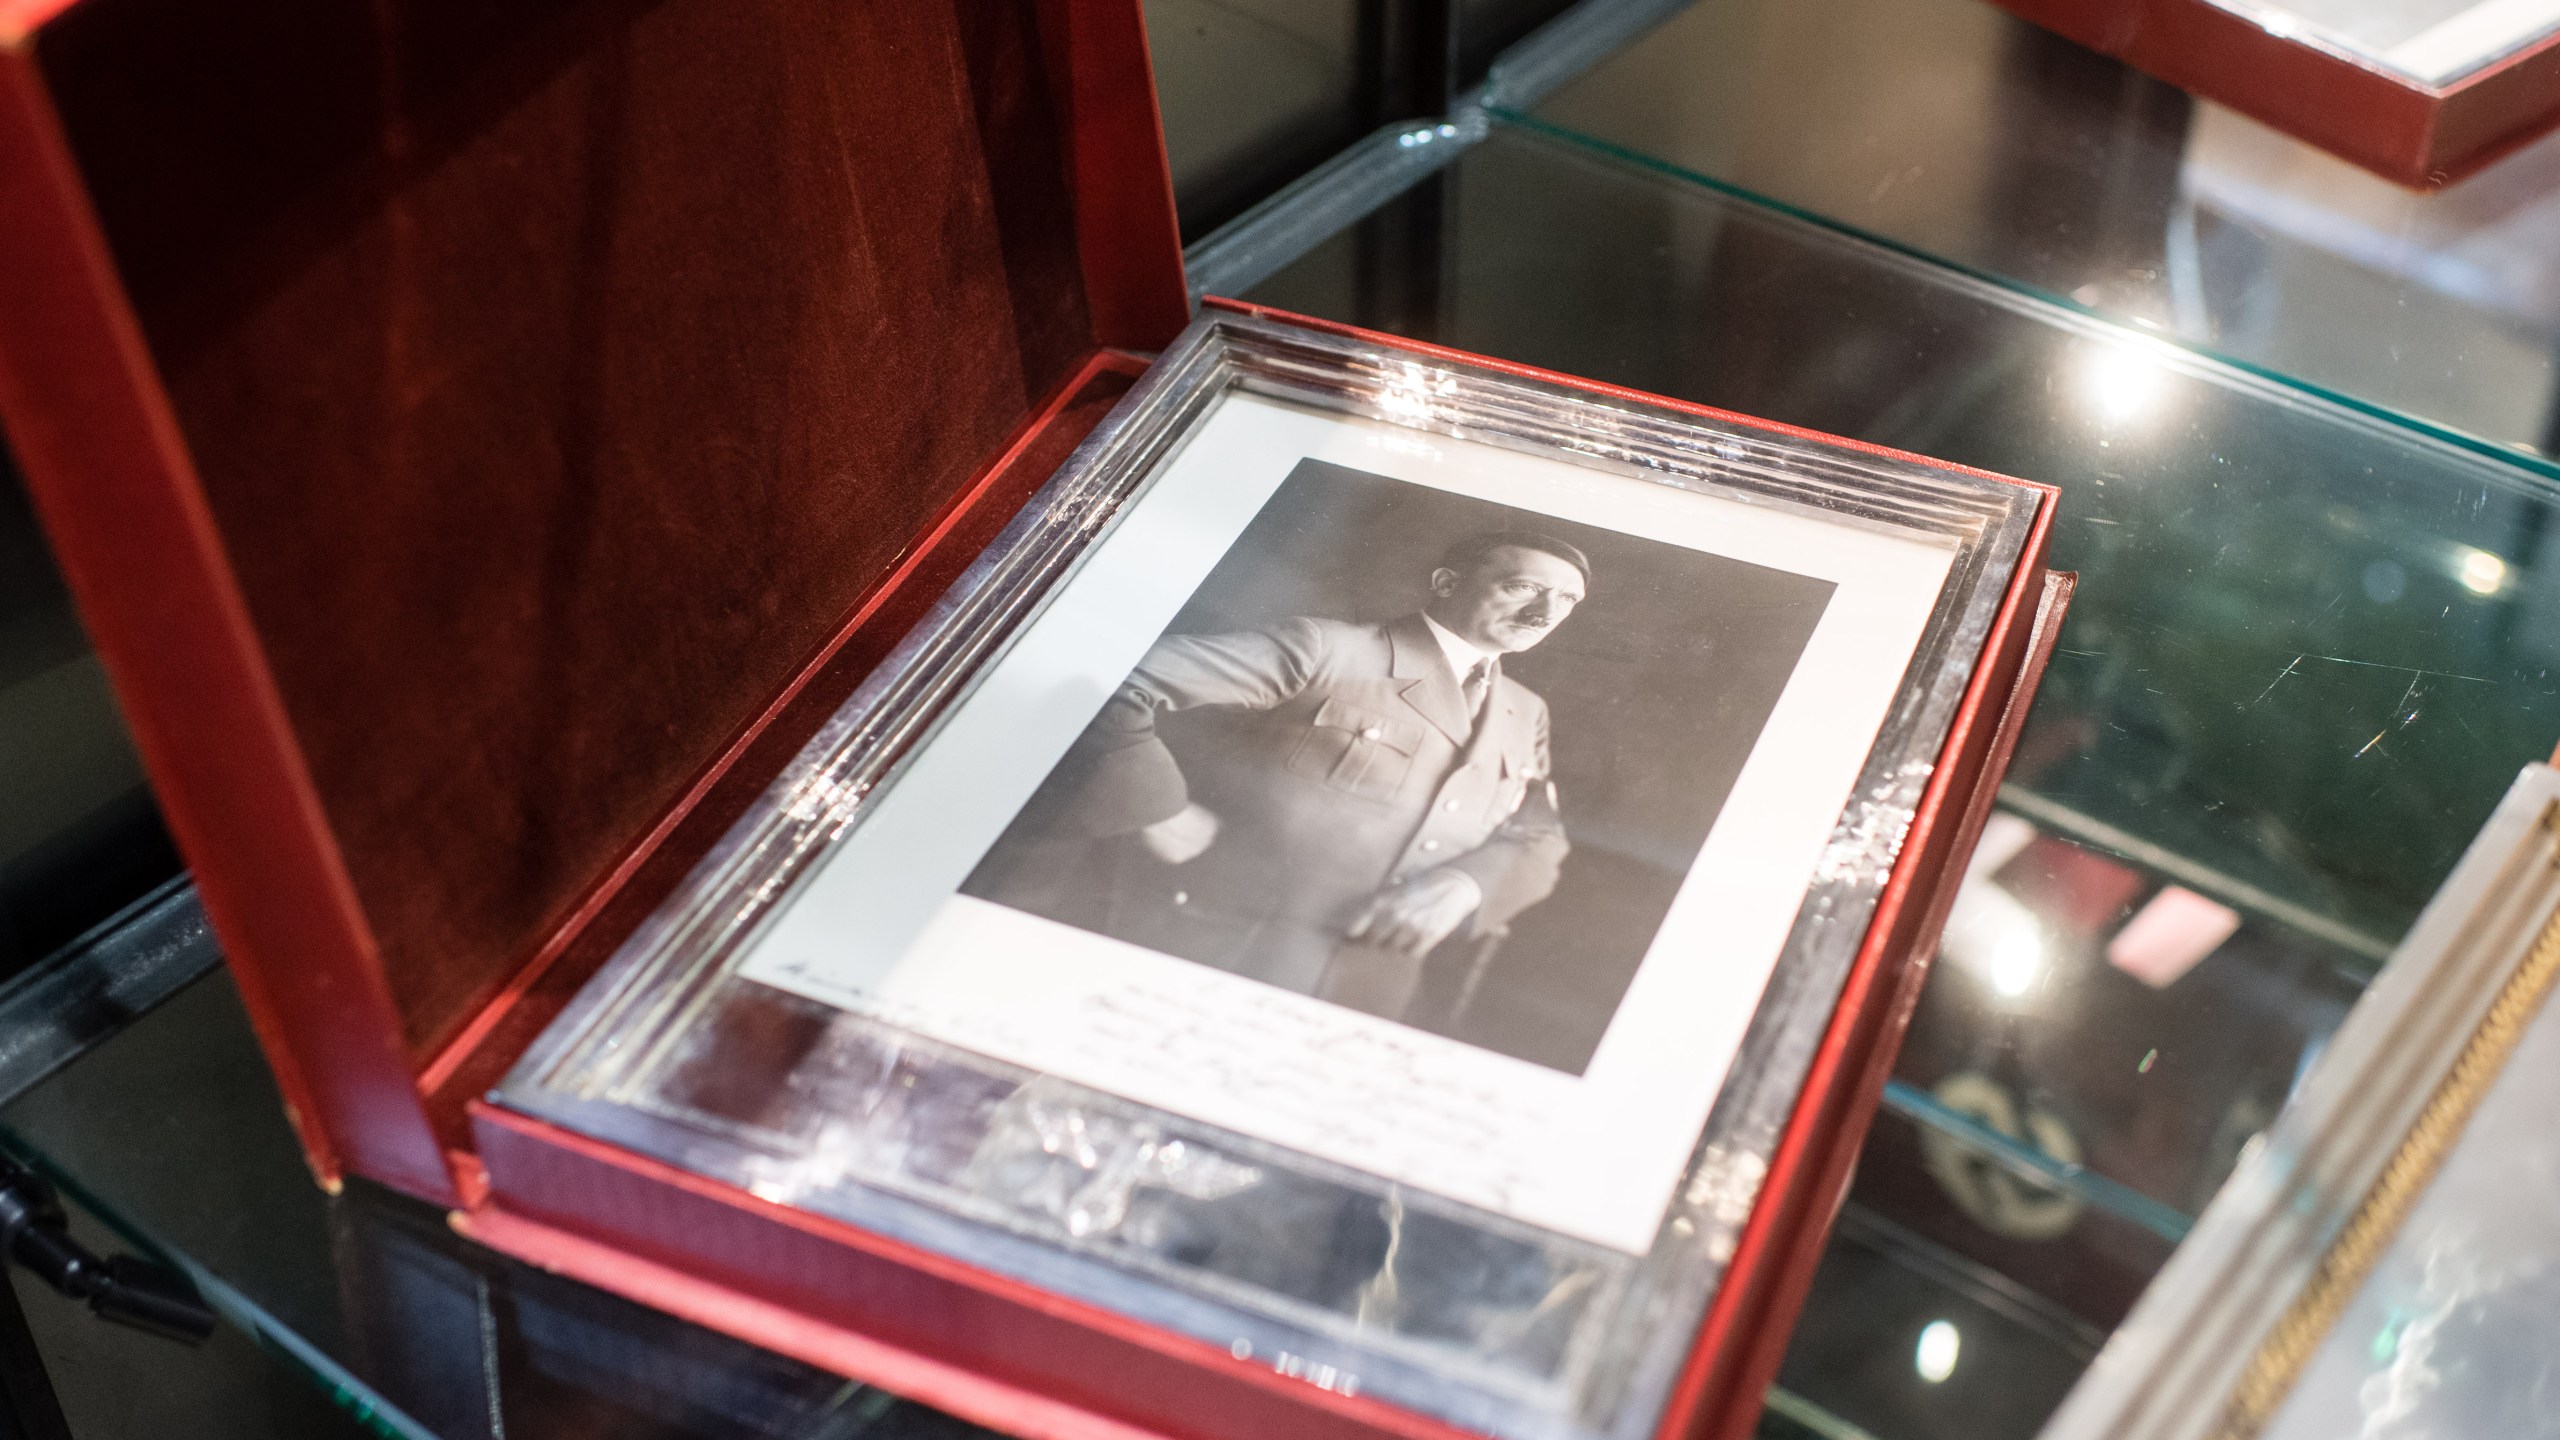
36,0 -> 1126,1056
421,361 -> 1138,1135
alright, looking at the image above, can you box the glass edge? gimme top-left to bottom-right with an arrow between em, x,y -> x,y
0,1128 -> 443,1440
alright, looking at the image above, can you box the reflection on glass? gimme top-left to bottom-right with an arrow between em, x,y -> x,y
1916,1318 -> 1962,1383
1144,0 -> 1364,239
2077,342 -> 2172,429
2455,545 -> 2509,595
1940,884 -> 2046,1002
1987,922 -> 2046,1000
1236,111 -> 2545,1440
1526,0 -> 2560,451
2104,887 -> 2242,989
2211,0 -> 2560,83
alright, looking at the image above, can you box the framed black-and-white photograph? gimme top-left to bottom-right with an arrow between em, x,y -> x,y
721,391 -> 1955,1253
959,456 -> 1835,1075
505,311 -> 2046,1440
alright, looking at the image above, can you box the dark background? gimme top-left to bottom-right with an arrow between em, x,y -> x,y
1154,459 -> 1835,1072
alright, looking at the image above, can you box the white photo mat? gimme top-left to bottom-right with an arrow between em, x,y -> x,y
733,392 -> 1956,1254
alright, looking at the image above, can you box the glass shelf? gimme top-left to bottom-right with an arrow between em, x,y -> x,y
0,961 -> 2133,1440
2,971 -> 968,1440
1248,116 -> 2560,956
1240,111 -> 2560,1437
1526,0 -> 2560,457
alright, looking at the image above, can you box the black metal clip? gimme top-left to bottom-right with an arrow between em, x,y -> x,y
0,1155 -> 212,1344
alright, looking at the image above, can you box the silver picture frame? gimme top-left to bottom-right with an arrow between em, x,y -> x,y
500,308 -> 2045,1440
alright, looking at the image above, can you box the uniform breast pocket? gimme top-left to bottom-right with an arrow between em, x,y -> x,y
1286,697 -> 1425,802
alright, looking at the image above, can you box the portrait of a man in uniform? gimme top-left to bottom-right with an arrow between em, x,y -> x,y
967,529 -> 1586,1025
962,459 -> 1835,1068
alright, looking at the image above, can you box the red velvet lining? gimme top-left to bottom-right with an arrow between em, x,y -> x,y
36,0 -> 1121,1056
419,362 -> 1139,1139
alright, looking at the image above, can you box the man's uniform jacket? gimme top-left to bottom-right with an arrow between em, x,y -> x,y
964,612 -> 1570,996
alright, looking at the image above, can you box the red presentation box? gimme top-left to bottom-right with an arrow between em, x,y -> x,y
1994,0 -> 2560,187
0,2 -> 2065,1438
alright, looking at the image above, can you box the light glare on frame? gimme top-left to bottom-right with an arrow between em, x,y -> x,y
1378,361 -> 1457,422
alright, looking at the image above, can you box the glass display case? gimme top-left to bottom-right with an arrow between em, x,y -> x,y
4,2 -> 2559,1438
1234,105 -> 2560,1439
1530,0 -> 2560,452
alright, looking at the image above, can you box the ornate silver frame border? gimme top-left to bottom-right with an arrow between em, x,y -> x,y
502,309 -> 2043,1440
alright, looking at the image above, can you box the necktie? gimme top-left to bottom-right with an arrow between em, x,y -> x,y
1462,658 -> 1493,719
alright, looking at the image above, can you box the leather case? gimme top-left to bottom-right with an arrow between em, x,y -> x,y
0,2 -> 2068,1434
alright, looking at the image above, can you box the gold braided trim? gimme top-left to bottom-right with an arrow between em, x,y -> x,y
2209,836 -> 2560,1440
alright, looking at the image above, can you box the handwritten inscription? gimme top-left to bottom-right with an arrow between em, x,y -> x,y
868,964 -> 1566,1220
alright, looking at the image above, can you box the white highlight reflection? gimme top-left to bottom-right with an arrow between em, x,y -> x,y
1942,872 -> 2048,1005
2456,547 -> 2509,596
1916,1319 -> 1961,1383
1989,922 -> 2045,998
2080,342 -> 2168,425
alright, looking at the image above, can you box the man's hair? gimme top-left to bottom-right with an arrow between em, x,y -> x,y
1437,529 -> 1593,589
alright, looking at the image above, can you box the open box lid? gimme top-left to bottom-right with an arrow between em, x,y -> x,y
0,0 -> 1187,1201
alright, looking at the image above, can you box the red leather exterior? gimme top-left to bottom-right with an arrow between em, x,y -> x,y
1993,0 -> 2560,188
2431,23 -> 2560,177
1056,0 -> 1190,350
0,39 -> 442,1198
